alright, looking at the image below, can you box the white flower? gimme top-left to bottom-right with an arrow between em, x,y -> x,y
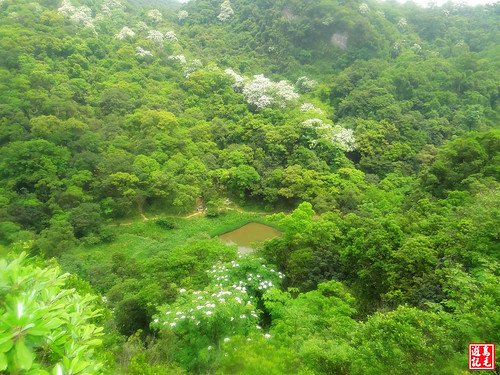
208,345 -> 213,350
296,76 -> 317,92
147,9 -> 162,23
301,103 -> 324,114
169,55 -> 187,65
136,21 -> 148,31
359,3 -> 370,14
224,337 -> 230,343
59,0 -> 95,29
164,31 -> 178,42
178,10 -> 189,20
170,322 -> 176,327
136,46 -> 153,57
179,288 -> 187,293
218,0 -> 234,22
116,26 -> 135,40
302,118 -> 324,128
330,126 -> 356,151
225,68 -> 245,91
147,30 -> 164,45
205,310 -> 213,315
264,333 -> 271,339
398,17 -> 408,30
58,0 -> 75,17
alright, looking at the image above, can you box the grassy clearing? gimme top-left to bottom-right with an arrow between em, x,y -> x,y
66,211 -> 278,264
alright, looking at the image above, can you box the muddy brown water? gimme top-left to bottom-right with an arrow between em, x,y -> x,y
219,222 -> 281,254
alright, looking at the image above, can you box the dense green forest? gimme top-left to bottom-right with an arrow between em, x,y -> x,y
0,0 -> 498,373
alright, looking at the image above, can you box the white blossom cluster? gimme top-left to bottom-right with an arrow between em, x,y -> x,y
164,31 -> 178,43
178,10 -> 189,21
300,103 -> 324,114
58,0 -> 95,29
398,17 -> 408,30
184,59 -> 203,77
136,46 -> 153,57
241,74 -> 299,110
302,119 -> 356,151
169,54 -> 187,65
224,68 -> 245,91
218,0 -> 235,22
116,26 -> 135,40
151,259 -> 283,343
147,30 -> 164,45
153,285 -> 257,330
295,76 -> 317,92
136,21 -> 148,32
147,9 -> 162,23
359,3 -> 370,14
411,43 -> 422,53
330,126 -> 356,152
101,0 -> 123,17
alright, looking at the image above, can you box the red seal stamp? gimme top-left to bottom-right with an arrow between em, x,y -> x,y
469,343 -> 496,370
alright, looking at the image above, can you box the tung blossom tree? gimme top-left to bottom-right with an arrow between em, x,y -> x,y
136,21 -> 148,31
116,26 -> 135,40
359,3 -> 370,14
169,54 -> 187,65
58,0 -> 95,29
225,72 -> 299,110
147,30 -> 164,45
136,46 -> 153,57
218,0 -> 234,22
224,68 -> 245,91
178,10 -> 189,21
300,103 -> 324,114
147,9 -> 162,23
302,119 -> 356,151
164,31 -> 178,43
295,76 -> 317,92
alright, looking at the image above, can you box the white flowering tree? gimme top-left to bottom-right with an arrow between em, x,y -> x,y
147,9 -> 162,23
116,26 -> 135,40
300,102 -> 324,114
0,251 -> 104,374
359,3 -> 370,14
178,10 -> 189,21
100,0 -> 123,17
295,76 -> 317,93
164,31 -> 178,43
58,0 -> 95,29
136,21 -> 148,32
218,0 -> 234,22
151,257 -> 283,369
147,30 -> 164,45
136,46 -> 153,58
225,72 -> 299,111
398,17 -> 408,31
302,118 -> 356,151
224,68 -> 245,91
169,54 -> 187,65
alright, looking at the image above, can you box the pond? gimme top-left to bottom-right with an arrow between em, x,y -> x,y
219,222 -> 281,254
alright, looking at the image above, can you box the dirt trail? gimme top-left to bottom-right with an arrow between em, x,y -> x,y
111,204 -> 270,227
